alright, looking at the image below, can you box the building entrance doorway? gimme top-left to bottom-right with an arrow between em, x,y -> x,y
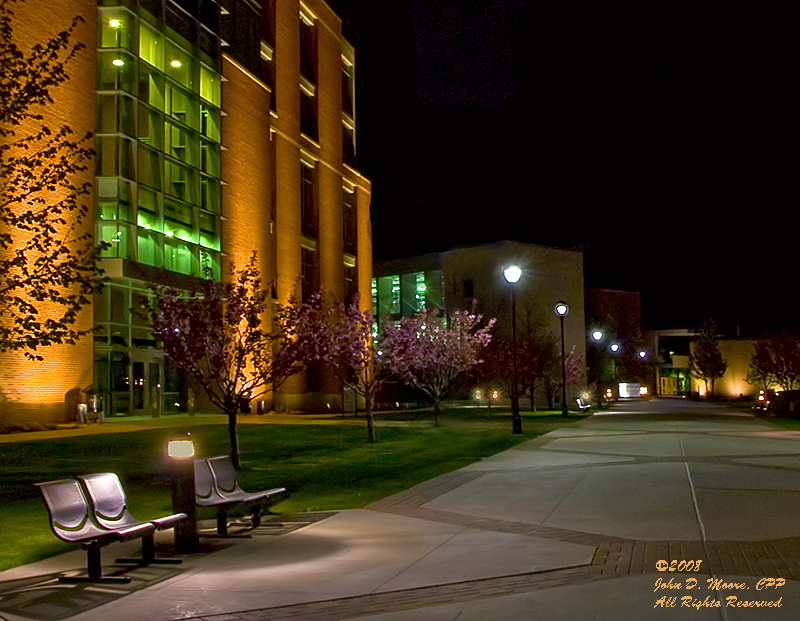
131,354 -> 163,417
661,376 -> 678,396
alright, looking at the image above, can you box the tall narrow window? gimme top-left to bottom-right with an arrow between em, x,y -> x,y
300,161 -> 316,237
343,185 -> 356,254
341,48 -> 356,164
299,10 -> 316,83
341,56 -> 354,116
300,90 -> 317,141
301,247 -> 318,302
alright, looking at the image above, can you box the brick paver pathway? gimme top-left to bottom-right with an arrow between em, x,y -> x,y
179,425 -> 800,621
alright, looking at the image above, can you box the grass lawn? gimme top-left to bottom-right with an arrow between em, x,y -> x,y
0,407 -> 580,572
762,417 -> 800,431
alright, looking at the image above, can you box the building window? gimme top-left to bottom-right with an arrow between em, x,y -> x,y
344,263 -> 357,306
300,161 -> 316,237
299,9 -> 316,83
95,5 -> 222,280
341,49 -> 356,164
341,56 -> 354,116
301,247 -> 318,302
300,89 -> 318,142
343,185 -> 356,254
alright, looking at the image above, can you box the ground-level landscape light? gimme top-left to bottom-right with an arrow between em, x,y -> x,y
167,432 -> 198,553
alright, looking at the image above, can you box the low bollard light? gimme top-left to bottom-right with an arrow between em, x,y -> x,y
167,432 -> 198,553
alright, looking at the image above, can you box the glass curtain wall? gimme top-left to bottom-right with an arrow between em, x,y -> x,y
94,2 -> 222,414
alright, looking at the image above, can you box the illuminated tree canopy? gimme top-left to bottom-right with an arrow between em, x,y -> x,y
0,0 -> 104,359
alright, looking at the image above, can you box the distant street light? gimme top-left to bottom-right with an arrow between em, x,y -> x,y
591,330 -> 603,342
503,266 -> 523,434
555,301 -> 569,418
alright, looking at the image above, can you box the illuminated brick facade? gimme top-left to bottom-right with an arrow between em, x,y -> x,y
1,0 -> 371,426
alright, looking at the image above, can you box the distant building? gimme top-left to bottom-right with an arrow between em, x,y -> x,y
374,240 -> 588,406
650,330 -> 759,399
1,0 -> 372,426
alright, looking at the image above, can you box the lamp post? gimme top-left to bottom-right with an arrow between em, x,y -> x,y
503,265 -> 523,434
589,330 -> 603,407
167,432 -> 198,553
554,301 -> 569,417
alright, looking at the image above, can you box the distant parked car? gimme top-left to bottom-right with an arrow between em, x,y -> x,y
759,390 -> 800,418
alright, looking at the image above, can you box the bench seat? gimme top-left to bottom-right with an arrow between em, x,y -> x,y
36,479 -> 154,583
195,456 -> 286,536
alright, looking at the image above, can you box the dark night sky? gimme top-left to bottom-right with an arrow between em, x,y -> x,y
334,1 -> 796,336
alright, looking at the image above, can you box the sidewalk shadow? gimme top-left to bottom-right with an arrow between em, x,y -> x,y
0,564 -> 181,621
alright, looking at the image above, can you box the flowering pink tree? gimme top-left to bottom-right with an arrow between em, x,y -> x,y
309,295 -> 385,443
150,253 -> 319,468
382,308 -> 495,426
543,345 -> 585,410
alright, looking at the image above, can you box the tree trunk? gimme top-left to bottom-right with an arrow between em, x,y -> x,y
366,411 -> 375,443
365,398 -> 375,443
433,401 -> 441,427
227,411 -> 241,469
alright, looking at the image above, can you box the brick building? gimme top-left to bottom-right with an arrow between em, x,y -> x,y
1,0 -> 372,425
374,241 -> 588,408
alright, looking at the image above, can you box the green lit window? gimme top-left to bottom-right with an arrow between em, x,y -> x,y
99,9 -> 134,51
139,22 -> 164,69
138,229 -> 162,267
98,50 -> 136,93
166,41 -> 194,89
98,222 -> 132,259
137,104 -> 163,148
164,160 -> 197,204
164,200 -> 195,243
138,64 -> 165,109
98,201 -> 118,221
138,145 -> 162,190
165,122 -> 199,167
200,177 -> 219,212
97,94 -> 135,136
200,105 -> 220,142
198,211 -> 219,249
164,238 -> 193,275
415,273 -> 427,311
137,187 -> 160,225
199,248 -> 221,280
391,276 -> 400,314
200,140 -> 220,176
95,136 -> 134,179
137,203 -> 159,231
200,65 -> 220,106
166,84 -> 199,130
96,6 -> 221,281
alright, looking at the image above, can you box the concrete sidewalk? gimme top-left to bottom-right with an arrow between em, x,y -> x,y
3,399 -> 800,620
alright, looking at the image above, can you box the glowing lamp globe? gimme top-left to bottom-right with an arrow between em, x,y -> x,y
167,433 -> 195,459
503,266 -> 522,284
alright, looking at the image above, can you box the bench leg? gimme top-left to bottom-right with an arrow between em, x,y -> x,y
217,509 -> 228,536
197,508 -> 252,538
116,533 -> 182,566
58,545 -> 132,584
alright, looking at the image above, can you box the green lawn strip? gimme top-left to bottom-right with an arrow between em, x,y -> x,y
0,422 -> 537,572
761,417 -> 800,431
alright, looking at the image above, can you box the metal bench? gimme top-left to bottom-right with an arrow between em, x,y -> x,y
78,473 -> 186,566
36,479 -> 155,583
576,397 -> 592,412
195,456 -> 286,536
